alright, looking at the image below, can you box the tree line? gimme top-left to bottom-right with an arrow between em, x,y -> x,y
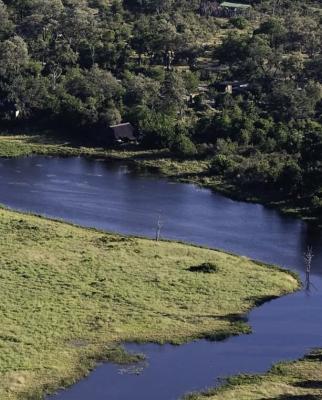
0,0 -> 322,220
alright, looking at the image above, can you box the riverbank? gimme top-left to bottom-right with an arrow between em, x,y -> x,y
0,134 -> 314,225
186,349 -> 322,400
0,206 -> 298,400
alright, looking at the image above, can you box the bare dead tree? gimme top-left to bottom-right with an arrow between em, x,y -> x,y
50,63 -> 62,91
155,214 -> 163,241
304,246 -> 314,292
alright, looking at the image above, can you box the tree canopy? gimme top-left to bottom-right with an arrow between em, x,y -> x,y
1,0 -> 322,219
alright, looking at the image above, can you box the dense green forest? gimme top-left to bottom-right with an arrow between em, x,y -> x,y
1,0 -> 322,220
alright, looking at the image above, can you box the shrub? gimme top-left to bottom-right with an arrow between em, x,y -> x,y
230,17 -> 248,30
171,134 -> 198,158
311,195 -> 322,216
210,154 -> 235,174
188,262 -> 218,273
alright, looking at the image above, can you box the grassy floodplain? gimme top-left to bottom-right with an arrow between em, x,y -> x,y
0,206 -> 299,400
0,134 -> 313,223
186,350 -> 322,400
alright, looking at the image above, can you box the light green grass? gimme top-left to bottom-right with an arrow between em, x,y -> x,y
186,350 -> 322,400
0,134 -> 158,160
0,207 -> 299,399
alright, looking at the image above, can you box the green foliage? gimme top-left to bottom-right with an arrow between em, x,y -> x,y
171,134 -> 198,158
139,110 -> 177,147
230,17 -> 248,30
311,194 -> 322,216
0,0 -> 213,140
0,0 -> 322,221
210,154 -> 235,175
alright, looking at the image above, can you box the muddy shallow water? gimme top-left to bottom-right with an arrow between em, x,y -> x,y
0,156 -> 321,400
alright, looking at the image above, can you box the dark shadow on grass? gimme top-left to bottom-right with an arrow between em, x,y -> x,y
245,294 -> 280,307
304,351 -> 322,362
262,395 -> 322,400
294,381 -> 322,389
215,313 -> 248,323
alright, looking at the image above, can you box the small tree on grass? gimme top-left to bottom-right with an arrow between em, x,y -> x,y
304,246 -> 314,292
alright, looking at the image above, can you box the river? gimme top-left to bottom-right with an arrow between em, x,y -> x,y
0,156 -> 321,400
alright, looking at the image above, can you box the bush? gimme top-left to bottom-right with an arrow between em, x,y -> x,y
139,111 -> 177,147
188,262 -> 218,273
210,154 -> 235,174
230,17 -> 248,30
171,134 -> 198,158
278,160 -> 302,193
311,195 -> 322,216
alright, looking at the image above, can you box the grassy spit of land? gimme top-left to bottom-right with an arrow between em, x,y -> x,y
185,350 -> 322,400
0,206 -> 299,400
0,134 -> 313,223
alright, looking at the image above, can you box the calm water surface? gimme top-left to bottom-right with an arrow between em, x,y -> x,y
0,156 -> 322,400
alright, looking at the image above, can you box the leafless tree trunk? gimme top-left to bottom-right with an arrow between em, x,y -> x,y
50,64 -> 62,91
304,246 -> 314,292
155,215 -> 163,241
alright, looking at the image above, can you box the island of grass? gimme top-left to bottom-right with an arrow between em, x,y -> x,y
186,350 -> 322,400
0,207 -> 299,399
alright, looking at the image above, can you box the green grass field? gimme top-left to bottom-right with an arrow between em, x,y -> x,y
0,207 -> 298,399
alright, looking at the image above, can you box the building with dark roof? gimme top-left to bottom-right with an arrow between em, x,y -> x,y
109,122 -> 137,143
220,1 -> 251,17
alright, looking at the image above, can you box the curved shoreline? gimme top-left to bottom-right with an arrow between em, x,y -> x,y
0,202 -> 300,400
0,152 -> 320,400
0,134 -> 318,225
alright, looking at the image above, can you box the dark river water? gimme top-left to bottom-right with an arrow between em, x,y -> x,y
0,156 -> 322,400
